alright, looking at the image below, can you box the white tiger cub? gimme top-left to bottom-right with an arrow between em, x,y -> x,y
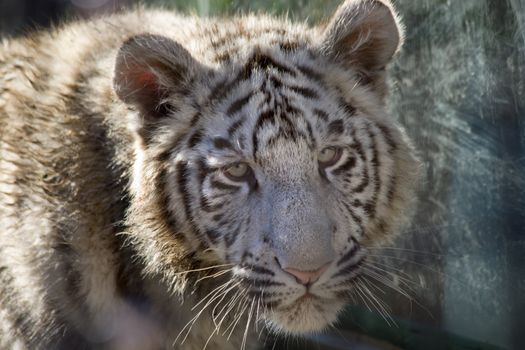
0,0 -> 419,348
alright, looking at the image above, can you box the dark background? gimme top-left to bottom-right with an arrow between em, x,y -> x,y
1,1 -> 524,349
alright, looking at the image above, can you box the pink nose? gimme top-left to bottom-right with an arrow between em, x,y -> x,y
283,263 -> 331,285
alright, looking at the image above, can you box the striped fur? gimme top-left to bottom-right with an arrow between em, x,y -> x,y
0,1 -> 419,348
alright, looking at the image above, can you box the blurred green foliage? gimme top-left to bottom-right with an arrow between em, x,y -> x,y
146,0 -> 340,23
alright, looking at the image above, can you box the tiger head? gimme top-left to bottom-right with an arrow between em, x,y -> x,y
114,0 -> 419,336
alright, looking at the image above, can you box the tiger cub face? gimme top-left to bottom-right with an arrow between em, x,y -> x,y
114,0 -> 418,335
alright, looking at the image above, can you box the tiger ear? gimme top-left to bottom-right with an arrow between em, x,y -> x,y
320,0 -> 403,89
113,34 -> 203,129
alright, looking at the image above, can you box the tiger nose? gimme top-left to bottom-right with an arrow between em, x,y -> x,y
282,263 -> 331,285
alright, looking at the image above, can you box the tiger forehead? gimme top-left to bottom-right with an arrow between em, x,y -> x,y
257,137 -> 315,179
194,47 -> 357,169
207,46 -> 327,110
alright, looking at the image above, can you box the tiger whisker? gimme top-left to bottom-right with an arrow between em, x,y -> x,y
210,285 -> 239,329
363,276 -> 413,319
197,283 -> 239,338
356,280 -> 392,327
353,282 -> 374,313
360,266 -> 412,299
359,267 -> 435,319
225,292 -> 250,339
202,324 -> 217,350
203,289 -> 242,350
214,286 -> 245,329
191,279 -> 236,311
174,263 -> 235,276
255,294 -> 262,335
367,246 -> 445,258
212,299 -> 235,331
175,280 -> 236,345
212,287 -> 246,337
385,222 -> 451,236
363,261 -> 419,291
241,297 -> 256,350
358,277 -> 396,327
364,258 -> 416,281
366,253 -> 467,286
194,268 -> 233,284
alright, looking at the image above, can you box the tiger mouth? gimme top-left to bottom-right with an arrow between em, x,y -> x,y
278,293 -> 324,312
296,291 -> 320,301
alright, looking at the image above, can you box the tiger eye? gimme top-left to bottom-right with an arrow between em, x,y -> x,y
224,162 -> 250,180
318,147 -> 342,167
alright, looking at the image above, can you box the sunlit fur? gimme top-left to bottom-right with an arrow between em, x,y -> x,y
0,1 -> 419,348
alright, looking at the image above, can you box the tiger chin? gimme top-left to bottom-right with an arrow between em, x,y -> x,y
0,0 -> 419,349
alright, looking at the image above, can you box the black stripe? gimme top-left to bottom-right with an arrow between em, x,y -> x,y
227,119 -> 244,136
283,99 -> 302,116
386,175 -> 396,203
212,137 -> 233,150
350,138 -> 366,161
153,134 -> 184,162
278,111 -> 298,137
212,213 -> 223,222
342,200 -> 364,236
305,119 -> 315,147
205,229 -> 221,243
208,50 -> 295,107
188,129 -> 204,148
333,156 -> 356,175
349,128 -> 369,193
313,108 -> 329,122
200,194 -> 223,212
156,167 -> 179,232
352,199 -> 363,207
226,92 -> 253,116
196,157 -> 211,187
351,171 -> 369,194
333,255 -> 365,278
208,72 -> 246,106
210,180 -> 240,192
336,241 -> 360,267
243,278 -> 285,289
363,201 -> 376,218
269,75 -> 283,89
289,85 -> 319,99
208,76 -> 230,102
297,64 -> 324,85
247,51 -> 296,77
190,112 -> 201,127
278,40 -> 301,52
225,224 -> 241,247
176,161 -> 193,221
376,123 -> 397,153
366,125 -> 381,218
340,99 -> 356,116
261,300 -> 281,309
242,251 -> 254,260
252,110 -> 276,158
242,264 -> 275,276
209,51 -> 296,106
327,119 -> 345,135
